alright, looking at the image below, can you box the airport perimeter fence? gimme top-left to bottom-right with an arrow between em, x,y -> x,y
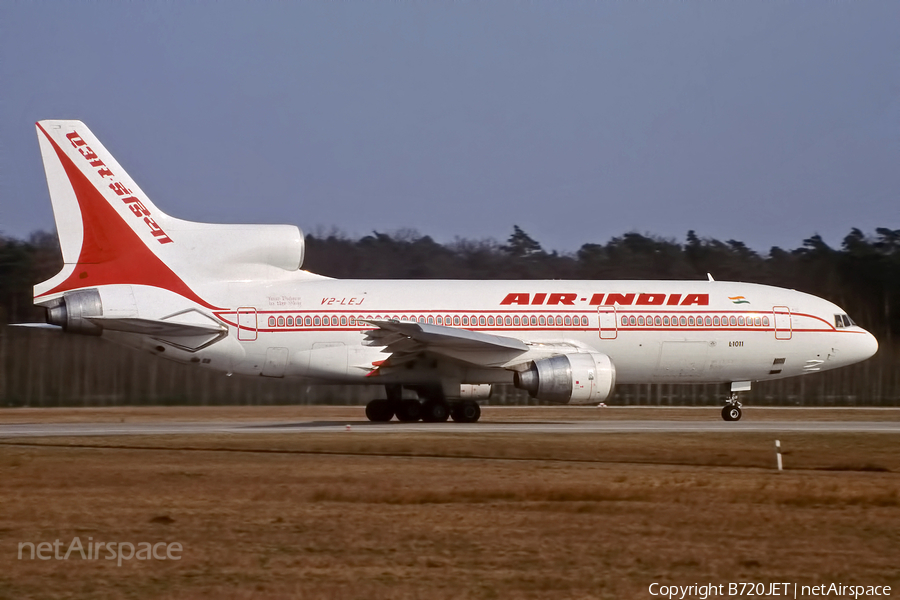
1,326 -> 898,408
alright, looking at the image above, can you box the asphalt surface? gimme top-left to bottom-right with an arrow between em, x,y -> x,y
2,419 -> 900,438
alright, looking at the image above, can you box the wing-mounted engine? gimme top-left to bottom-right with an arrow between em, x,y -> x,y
513,352 -> 616,404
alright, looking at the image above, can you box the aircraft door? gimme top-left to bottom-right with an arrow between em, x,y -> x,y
598,307 -> 618,340
262,347 -> 289,377
773,306 -> 792,340
237,307 -> 258,341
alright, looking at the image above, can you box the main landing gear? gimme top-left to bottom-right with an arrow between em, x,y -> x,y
721,393 -> 743,422
365,386 -> 481,423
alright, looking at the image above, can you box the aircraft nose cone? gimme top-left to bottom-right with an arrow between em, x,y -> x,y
861,331 -> 879,360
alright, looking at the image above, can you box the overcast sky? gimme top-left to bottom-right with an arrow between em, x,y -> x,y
1,2 -> 897,254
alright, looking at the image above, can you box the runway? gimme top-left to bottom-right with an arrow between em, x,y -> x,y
2,419 -> 900,438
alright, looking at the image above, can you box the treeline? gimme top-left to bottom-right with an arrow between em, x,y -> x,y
1,226 -> 899,407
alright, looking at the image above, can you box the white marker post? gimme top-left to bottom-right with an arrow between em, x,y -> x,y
775,440 -> 783,472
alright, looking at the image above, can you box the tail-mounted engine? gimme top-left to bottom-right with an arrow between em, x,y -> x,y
514,352 -> 616,404
45,289 -> 103,336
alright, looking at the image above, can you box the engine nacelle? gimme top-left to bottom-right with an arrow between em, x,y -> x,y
46,289 -> 103,336
514,352 -> 616,405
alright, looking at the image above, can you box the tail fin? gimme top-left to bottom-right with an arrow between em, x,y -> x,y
35,120 -> 310,310
34,120 -> 214,306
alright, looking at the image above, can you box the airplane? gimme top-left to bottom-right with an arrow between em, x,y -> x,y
26,120 -> 879,422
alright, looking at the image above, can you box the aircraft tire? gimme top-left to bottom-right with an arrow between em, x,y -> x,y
396,399 -> 423,422
451,401 -> 481,423
722,405 -> 742,422
365,399 -> 394,422
421,399 -> 450,423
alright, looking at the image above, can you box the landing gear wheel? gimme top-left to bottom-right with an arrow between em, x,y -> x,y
722,404 -> 742,422
395,399 -> 423,422
421,399 -> 450,423
365,399 -> 394,422
451,401 -> 481,423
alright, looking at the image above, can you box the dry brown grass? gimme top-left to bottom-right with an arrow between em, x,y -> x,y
1,427 -> 899,599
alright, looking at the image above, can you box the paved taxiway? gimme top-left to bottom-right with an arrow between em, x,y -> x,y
2,419 -> 900,438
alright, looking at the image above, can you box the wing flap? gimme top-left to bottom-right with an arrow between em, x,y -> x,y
362,320 -> 529,371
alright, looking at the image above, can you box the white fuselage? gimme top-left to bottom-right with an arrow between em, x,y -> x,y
107,278 -> 878,388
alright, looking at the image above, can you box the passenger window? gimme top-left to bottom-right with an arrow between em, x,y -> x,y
513,316 -> 520,326
637,316 -> 644,326
730,316 -> 737,326
314,316 -> 321,326
565,316 -> 572,326
454,316 -> 461,326
462,316 -> 469,326
763,316 -> 770,326
341,316 -> 347,326
479,316 -> 486,326
305,316 -> 312,326
487,316 -> 495,326
436,316 -> 442,325
713,316 -> 720,326
531,316 -> 538,326
505,316 -> 512,326
655,316 -> 661,326
621,316 -> 628,326
427,316 -> 434,324
628,316 -> 635,326
738,316 -> 745,326
755,317 -> 761,326
663,316 -> 670,326
286,317 -> 294,327
349,317 -> 356,326
679,316 -> 686,326
276,316 -> 284,327
688,316 -> 695,326
268,316 -> 276,327
539,316 -> 546,326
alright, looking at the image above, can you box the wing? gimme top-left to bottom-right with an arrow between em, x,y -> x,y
361,320 -> 529,373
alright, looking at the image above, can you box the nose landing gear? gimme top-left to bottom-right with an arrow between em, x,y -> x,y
722,393 -> 743,421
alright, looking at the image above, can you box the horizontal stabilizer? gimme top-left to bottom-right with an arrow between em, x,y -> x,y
86,309 -> 227,351
85,316 -> 225,337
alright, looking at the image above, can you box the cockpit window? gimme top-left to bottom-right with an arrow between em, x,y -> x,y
835,314 -> 856,328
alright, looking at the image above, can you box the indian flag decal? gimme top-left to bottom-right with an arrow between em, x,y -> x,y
729,296 -> 750,305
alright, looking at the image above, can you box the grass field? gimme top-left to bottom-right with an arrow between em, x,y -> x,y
1,407 -> 899,599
